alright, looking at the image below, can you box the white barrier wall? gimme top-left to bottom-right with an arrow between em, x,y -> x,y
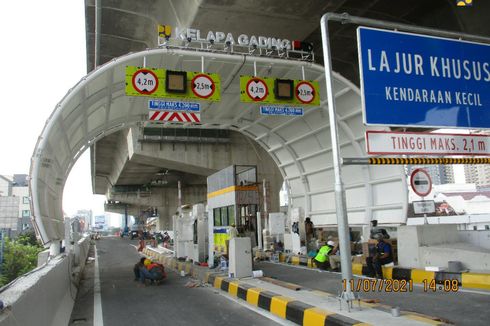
398,225 -> 490,271
0,236 -> 90,326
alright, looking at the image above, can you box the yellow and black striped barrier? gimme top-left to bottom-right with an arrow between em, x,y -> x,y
209,275 -> 368,326
343,157 -> 490,165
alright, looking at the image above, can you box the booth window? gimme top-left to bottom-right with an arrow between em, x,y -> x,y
221,207 -> 228,225
227,206 -> 235,225
193,220 -> 198,244
214,208 -> 221,226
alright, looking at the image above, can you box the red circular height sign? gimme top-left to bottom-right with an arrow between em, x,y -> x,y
191,74 -> 215,98
295,81 -> 315,104
410,168 -> 432,197
132,69 -> 159,95
246,78 -> 269,101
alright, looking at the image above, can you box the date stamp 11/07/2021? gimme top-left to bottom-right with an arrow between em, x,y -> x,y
342,278 -> 460,293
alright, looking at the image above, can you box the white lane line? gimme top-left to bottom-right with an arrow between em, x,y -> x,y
94,245 -> 104,326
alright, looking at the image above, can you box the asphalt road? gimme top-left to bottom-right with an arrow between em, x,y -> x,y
255,262 -> 490,326
70,237 -> 280,326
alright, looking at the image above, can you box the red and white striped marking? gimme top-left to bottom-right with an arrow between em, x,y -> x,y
149,111 -> 201,123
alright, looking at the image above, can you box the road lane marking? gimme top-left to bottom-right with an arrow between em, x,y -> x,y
94,245 -> 104,326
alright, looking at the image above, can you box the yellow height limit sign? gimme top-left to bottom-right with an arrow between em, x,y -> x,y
125,66 -> 221,101
239,75 -> 320,106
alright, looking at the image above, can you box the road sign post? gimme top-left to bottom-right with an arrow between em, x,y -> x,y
320,12 -> 490,309
320,14 -> 355,304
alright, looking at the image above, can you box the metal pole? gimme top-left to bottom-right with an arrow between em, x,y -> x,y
320,14 -> 354,298
342,158 -> 370,165
257,211 -> 263,250
178,181 -> 182,216
0,230 -> 4,274
262,179 -> 268,217
124,204 -> 128,228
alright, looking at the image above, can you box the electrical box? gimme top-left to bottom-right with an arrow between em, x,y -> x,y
192,203 -> 208,263
269,212 -> 286,235
229,237 -> 252,278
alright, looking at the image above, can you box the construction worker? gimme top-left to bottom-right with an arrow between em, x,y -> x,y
366,233 -> 394,279
313,240 -> 335,270
327,241 -> 342,272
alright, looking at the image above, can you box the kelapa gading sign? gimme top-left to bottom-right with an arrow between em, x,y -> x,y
357,27 -> 490,129
159,24 -> 291,50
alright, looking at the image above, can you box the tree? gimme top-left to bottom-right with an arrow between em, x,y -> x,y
0,233 -> 43,287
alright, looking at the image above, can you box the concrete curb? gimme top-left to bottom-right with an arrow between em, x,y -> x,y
142,247 -> 369,326
278,253 -> 490,291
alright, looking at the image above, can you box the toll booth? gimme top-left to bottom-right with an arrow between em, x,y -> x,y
207,165 -> 259,265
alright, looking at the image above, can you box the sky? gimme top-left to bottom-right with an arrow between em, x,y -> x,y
0,1 -> 106,216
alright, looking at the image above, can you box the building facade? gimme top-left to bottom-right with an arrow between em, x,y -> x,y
464,165 -> 490,187
0,174 -> 32,236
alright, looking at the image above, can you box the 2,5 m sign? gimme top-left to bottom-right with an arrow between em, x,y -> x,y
358,27 -> 490,129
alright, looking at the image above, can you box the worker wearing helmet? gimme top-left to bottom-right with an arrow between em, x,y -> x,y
313,240 -> 336,270
327,240 -> 342,272
137,258 -> 166,286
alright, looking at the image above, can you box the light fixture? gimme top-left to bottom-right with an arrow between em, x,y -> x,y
165,70 -> 187,93
292,40 -> 313,52
274,79 -> 294,100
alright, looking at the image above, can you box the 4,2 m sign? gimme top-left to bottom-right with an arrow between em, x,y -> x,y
131,69 -> 159,95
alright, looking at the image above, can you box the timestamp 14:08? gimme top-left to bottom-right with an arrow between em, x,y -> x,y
423,279 -> 460,292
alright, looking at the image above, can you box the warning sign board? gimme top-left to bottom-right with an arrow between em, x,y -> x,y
240,75 -> 320,105
126,66 -> 220,101
149,111 -> 201,123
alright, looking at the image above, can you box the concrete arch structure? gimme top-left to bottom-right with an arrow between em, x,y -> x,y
30,48 -> 407,244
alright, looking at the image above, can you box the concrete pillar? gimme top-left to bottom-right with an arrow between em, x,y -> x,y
49,242 -> 60,257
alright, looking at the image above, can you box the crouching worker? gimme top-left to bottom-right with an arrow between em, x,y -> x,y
313,241 -> 335,270
137,258 -> 167,285
366,233 -> 393,279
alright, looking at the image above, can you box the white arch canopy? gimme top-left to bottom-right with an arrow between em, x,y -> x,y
30,48 -> 407,244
